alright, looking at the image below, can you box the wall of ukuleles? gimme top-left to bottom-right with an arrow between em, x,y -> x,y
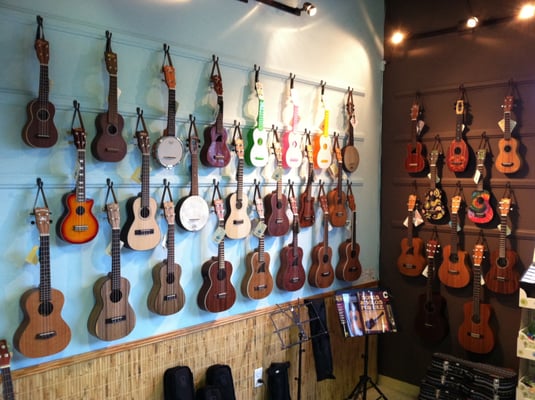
0,1 -> 384,371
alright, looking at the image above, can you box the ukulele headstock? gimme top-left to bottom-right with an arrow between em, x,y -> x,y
35,39 -> 50,64
72,129 -> 86,150
503,95 -> 513,113
104,51 -> 118,75
136,131 -> 150,155
472,244 -> 485,266
0,340 -> 11,369
34,207 -> 51,235
106,203 -> 121,229
162,201 -> 175,225
498,197 -> 511,217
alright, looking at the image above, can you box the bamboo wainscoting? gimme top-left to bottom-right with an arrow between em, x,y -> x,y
1,288 -> 376,400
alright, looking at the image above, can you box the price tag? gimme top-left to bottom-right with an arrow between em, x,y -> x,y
130,166 -> 142,184
253,221 -> 267,238
497,224 -> 511,236
272,166 -> 284,181
212,226 -> 226,244
413,210 -> 425,227
427,172 -> 440,184
25,245 -> 39,264
473,169 -> 481,184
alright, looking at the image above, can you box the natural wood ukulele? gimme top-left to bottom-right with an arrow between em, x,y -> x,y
495,94 -> 522,174
396,194 -> 426,277
404,101 -> 426,173
446,93 -> 469,172
327,134 -> 348,227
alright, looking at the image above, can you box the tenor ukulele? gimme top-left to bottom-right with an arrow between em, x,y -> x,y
495,94 -> 522,174
22,16 -> 58,148
152,44 -> 184,168
57,100 -> 99,244
485,196 -> 519,294
175,115 -> 210,231
278,183 -> 306,291
198,183 -> 236,313
298,131 -> 315,228
91,31 -> 127,162
88,180 -> 136,341
242,182 -> 273,300
281,74 -> 303,169
147,180 -> 185,315
14,180 -> 71,357
458,241 -> 495,354
308,182 -> 335,288
121,109 -> 161,251
245,66 -> 269,167
224,123 -> 252,239
467,136 -> 494,224
0,340 -> 15,400
422,146 -> 447,222
446,89 -> 469,172
313,81 -> 333,170
200,55 -> 231,168
404,100 -> 426,173
396,194 -> 426,277
341,87 -> 360,173
327,134 -> 348,227
335,182 -> 362,282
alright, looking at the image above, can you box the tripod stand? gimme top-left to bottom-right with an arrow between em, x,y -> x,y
346,334 -> 388,400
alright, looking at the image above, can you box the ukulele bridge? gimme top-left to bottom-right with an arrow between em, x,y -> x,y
105,315 -> 127,324
134,228 -> 155,235
36,331 -> 57,340
448,269 -> 460,275
164,294 -> 177,301
73,225 -> 89,232
216,293 -> 227,299
254,285 -> 268,291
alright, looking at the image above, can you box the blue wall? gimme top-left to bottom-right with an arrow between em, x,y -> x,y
0,0 -> 384,369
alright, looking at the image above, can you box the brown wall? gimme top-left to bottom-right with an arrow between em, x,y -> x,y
380,1 -> 535,385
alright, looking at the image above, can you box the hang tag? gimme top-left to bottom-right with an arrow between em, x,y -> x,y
253,221 -> 267,238
25,245 -> 39,265
448,220 -> 462,232
213,226 -> 226,244
413,210 -> 425,226
473,169 -> 481,184
416,120 -> 425,136
117,87 -> 122,99
422,265 -> 429,278
328,162 -> 338,179
161,233 -> 168,250
497,224 -> 511,236
130,166 -> 142,184
480,274 -> 486,286
272,166 -> 284,181
427,172 -> 440,184
498,118 -> 516,133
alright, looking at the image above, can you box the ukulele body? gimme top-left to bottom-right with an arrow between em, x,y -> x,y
336,240 -> 362,282
278,245 -> 305,291
281,130 -> 303,169
396,237 -> 426,277
22,99 -> 58,148
57,192 -> 99,244
242,251 -> 273,300
298,191 -> 315,228
446,139 -> 469,172
92,112 -> 127,162
404,142 -> 426,173
308,243 -> 334,288
423,188 -> 447,222
147,260 -> 185,315
200,125 -> 231,168
263,192 -> 290,236
341,144 -> 360,173
224,192 -> 252,239
457,301 -> 495,354
197,257 -> 236,313
327,189 -> 347,227
175,195 -> 210,232
313,134 -> 332,170
121,196 -> 161,251
245,127 -> 269,167
414,292 -> 448,344
495,137 -> 522,174
485,249 -> 519,294
438,246 -> 471,288
467,189 -> 493,224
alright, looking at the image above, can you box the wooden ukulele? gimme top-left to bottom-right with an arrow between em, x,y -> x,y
175,115 -> 210,232
298,131 -> 316,228
422,149 -> 447,222
152,44 -> 184,169
278,187 -> 306,291
148,181 -> 185,315
335,183 -> 362,282
495,95 -> 522,174
0,340 -> 15,400
121,109 -> 161,251
242,183 -> 273,299
485,197 -> 519,294
200,56 -> 231,168
22,16 -> 58,148
404,102 -> 426,173
198,192 -> 237,313
313,84 -> 333,170
14,206 -> 71,357
245,68 -> 269,167
224,125 -> 251,239
57,101 -> 99,244
88,193 -> 136,341
91,31 -> 127,162
467,146 -> 494,224
264,134 -> 290,236
438,195 -> 471,288
458,243 -> 495,354
341,88 -> 360,173
327,134 -> 348,227
396,194 -> 426,277
446,97 -> 469,172
281,77 -> 303,169
414,236 -> 449,344
308,183 -> 335,288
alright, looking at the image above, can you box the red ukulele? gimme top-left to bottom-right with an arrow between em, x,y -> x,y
404,101 -> 426,173
446,92 -> 469,172
327,134 -> 348,227
298,131 -> 315,228
495,95 -> 522,174
0,340 -> 15,400
396,194 -> 426,277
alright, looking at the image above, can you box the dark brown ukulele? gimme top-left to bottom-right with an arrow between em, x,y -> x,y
0,340 -> 15,400
298,131 -> 315,228
327,134 -> 348,227
22,16 -> 58,148
341,88 -> 360,173
446,92 -> 469,172
91,31 -> 127,162
404,101 -> 426,173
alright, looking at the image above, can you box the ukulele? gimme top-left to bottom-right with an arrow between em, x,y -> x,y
200,56 -> 231,168
152,44 -> 184,169
14,207 -> 71,357
308,183 -> 335,288
120,110 -> 161,251
485,197 -> 519,294
396,194 -> 426,277
404,102 -> 426,173
458,243 -> 495,354
467,147 -> 494,224
438,195 -> 471,288
298,131 -> 316,228
0,340 -> 15,400
91,31 -> 127,162
278,187 -> 306,291
57,101 -> 99,244
341,88 -> 360,173
224,125 -> 251,239
335,183 -> 362,282
414,238 -> 449,344
175,115 -> 210,231
245,68 -> 269,167
264,134 -> 290,236
327,134 -> 348,227
446,97 -> 469,172
242,183 -> 273,299
422,149 -> 447,222
88,196 -> 136,341
495,95 -> 522,174
281,77 -> 303,169
22,16 -> 58,148
313,84 -> 333,170
198,194 -> 237,313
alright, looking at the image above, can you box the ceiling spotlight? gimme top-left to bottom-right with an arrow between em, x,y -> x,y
466,16 -> 479,28
390,31 -> 405,45
302,2 -> 317,16
519,3 -> 535,19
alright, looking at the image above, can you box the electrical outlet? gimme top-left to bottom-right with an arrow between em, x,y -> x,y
254,367 -> 263,388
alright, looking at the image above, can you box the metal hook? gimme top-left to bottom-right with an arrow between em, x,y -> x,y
254,64 -> 260,83
162,43 -> 173,68
32,177 -> 50,213
35,15 -> 45,40
160,178 -> 173,208
105,30 -> 112,53
104,178 -> 118,207
320,80 -> 326,95
289,73 -> 296,89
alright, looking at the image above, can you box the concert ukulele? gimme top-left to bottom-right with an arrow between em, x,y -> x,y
88,180 -> 136,341
495,94 -> 522,174
341,87 -> 360,173
0,340 -> 15,400
335,182 -> 362,282
458,241 -> 495,354
308,181 -> 335,288
467,135 -> 494,224
152,44 -> 184,168
281,74 -> 303,169
327,133 -> 348,227
120,109 -> 162,251
446,89 -> 469,172
91,31 -> 127,162
242,182 -> 273,299
298,131 -> 316,228
404,100 -> 426,173
198,183 -> 237,312
313,81 -> 333,170
14,179 -> 71,357
22,16 -> 58,148
422,145 -> 447,222
200,55 -> 231,168
57,100 -> 99,244
245,66 -> 269,167
396,194 -> 426,277
147,180 -> 185,315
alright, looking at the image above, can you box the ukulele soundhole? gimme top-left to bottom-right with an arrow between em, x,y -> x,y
37,109 -> 50,121
454,147 -> 461,155
449,254 -> 459,263
140,207 -> 150,218
497,257 -> 508,267
38,301 -> 54,316
322,254 -> 329,263
166,273 -> 175,284
110,289 -> 123,303
76,206 -> 86,216
504,145 -> 511,152
107,124 -> 118,135
424,303 -> 436,313
217,269 -> 227,280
